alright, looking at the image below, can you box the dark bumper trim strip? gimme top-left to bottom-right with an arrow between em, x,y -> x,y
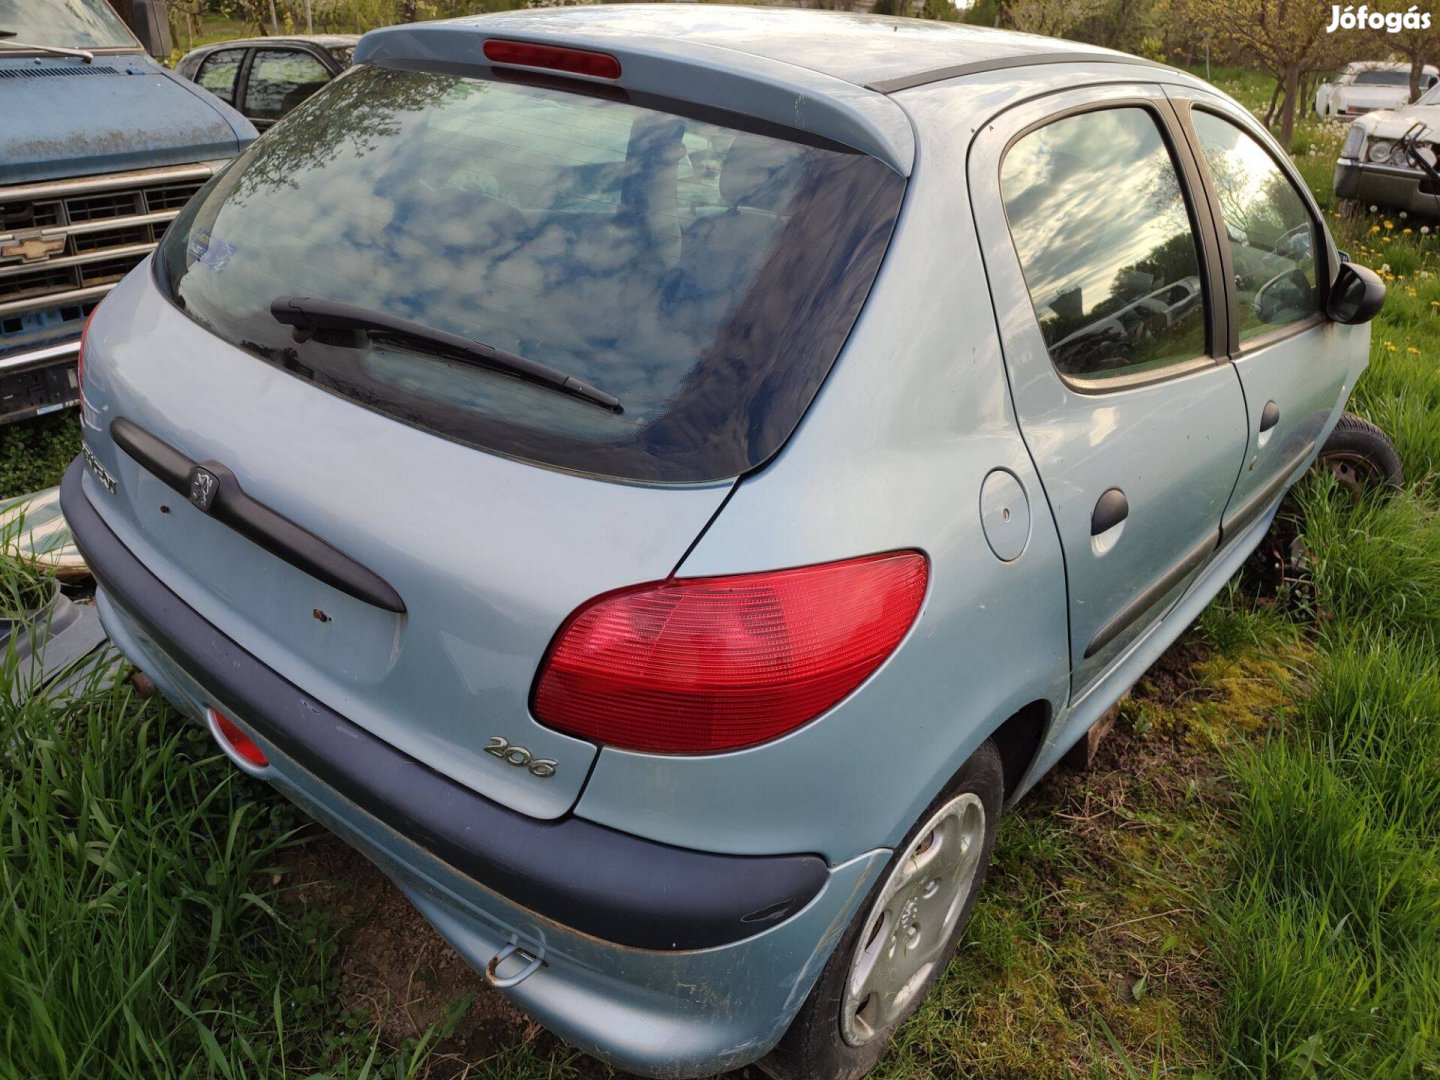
61,456 -> 827,951
1222,442 -> 1315,541
1084,529 -> 1219,660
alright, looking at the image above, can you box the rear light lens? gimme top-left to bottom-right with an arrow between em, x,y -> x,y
213,710 -> 269,768
483,39 -> 622,80
533,551 -> 928,754
77,307 -> 96,397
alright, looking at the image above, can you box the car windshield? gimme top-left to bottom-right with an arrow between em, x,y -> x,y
0,0 -> 138,49
159,66 -> 904,483
1416,82 -> 1440,106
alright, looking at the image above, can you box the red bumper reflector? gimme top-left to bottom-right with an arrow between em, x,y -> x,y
214,710 -> 268,768
533,551 -> 928,754
483,39 -> 622,80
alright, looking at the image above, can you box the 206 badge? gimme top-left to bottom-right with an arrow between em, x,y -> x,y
484,736 -> 557,778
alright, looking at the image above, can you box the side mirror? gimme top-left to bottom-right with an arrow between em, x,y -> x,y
119,0 -> 172,59
1327,262 -> 1386,325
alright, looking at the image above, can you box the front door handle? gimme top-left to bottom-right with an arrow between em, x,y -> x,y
1091,488 -> 1129,535
1259,400 -> 1281,432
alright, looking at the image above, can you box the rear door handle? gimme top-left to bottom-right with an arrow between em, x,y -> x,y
1259,400 -> 1281,432
1091,488 -> 1129,535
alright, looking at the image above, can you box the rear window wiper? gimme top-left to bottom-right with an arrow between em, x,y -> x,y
270,296 -> 622,414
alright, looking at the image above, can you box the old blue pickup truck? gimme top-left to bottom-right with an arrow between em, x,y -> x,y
0,0 -> 254,425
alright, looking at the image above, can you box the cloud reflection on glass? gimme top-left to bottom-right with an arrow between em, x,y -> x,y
1001,107 -> 1207,381
162,67 -> 903,482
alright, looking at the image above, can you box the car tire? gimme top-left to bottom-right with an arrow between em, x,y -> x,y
1338,197 -> 1362,220
1316,411 -> 1404,498
762,741 -> 1004,1080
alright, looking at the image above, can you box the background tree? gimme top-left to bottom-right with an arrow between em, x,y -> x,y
1002,0 -> 1108,39
1188,0 -> 1346,146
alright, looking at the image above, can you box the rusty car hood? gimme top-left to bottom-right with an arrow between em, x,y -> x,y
0,55 -> 253,185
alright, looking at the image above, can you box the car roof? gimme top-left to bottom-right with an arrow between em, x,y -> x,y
1343,60 -> 1437,74
184,34 -> 359,56
428,5 -> 1139,90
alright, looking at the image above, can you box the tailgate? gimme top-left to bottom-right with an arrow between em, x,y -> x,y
81,269 -> 732,818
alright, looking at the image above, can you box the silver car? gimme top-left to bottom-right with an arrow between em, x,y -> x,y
65,8 -> 1385,1079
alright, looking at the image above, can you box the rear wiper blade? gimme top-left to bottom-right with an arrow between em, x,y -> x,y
270,296 -> 622,414
0,31 -> 93,63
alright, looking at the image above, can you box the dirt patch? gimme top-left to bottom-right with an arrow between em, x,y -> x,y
281,832 -> 539,1075
280,828 -> 753,1079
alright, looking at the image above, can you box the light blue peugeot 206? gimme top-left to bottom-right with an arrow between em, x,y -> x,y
64,7 -> 1393,1078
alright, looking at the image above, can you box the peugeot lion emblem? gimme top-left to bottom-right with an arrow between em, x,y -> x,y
188,467 -> 219,512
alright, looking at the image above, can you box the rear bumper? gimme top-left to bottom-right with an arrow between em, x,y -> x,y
1334,158 -> 1440,216
63,455 -> 886,1075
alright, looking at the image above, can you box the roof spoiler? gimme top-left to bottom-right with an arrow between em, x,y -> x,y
353,21 -> 915,175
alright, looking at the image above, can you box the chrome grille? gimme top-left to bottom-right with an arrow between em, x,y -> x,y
0,163 -> 215,318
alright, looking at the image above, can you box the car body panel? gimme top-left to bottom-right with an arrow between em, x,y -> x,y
0,55 -> 249,185
366,5 -> 1136,92
1166,88 -> 1370,530
94,580 -> 887,1079
80,266 -> 735,819
966,81 -> 1248,696
576,67 -> 1075,861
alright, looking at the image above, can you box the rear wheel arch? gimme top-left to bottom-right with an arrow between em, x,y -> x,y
987,698 -> 1051,800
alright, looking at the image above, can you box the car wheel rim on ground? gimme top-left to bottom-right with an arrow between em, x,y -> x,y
1320,449 -> 1384,502
840,792 -> 986,1048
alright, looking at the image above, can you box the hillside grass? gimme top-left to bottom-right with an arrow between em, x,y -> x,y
1,65 -> 1437,1080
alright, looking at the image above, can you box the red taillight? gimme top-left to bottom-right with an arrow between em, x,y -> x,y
77,307 -> 96,396
214,710 -> 269,768
533,552 -> 928,754
483,39 -> 622,80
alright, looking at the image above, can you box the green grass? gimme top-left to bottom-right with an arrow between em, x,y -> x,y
2,63 -> 1439,1080
0,656 -> 442,1078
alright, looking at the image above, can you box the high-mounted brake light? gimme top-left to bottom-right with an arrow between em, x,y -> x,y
533,552 -> 928,754
213,710 -> 269,768
483,39 -> 622,80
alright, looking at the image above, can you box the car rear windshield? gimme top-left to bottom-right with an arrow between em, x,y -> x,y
1352,70 -> 1409,86
158,65 -> 904,483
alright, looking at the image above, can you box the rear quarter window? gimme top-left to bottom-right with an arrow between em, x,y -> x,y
159,66 -> 904,484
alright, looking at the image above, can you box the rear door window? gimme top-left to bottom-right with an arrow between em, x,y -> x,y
196,48 -> 245,106
243,48 -> 332,122
1000,107 -> 1209,382
159,67 -> 904,483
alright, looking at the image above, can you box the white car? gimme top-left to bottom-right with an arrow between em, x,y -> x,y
1334,81 -> 1440,215
1316,62 -> 1437,118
